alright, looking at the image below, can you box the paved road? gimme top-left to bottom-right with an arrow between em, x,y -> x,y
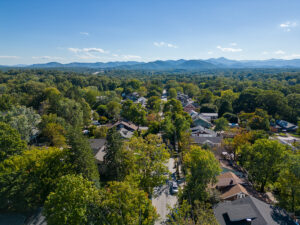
152,158 -> 178,225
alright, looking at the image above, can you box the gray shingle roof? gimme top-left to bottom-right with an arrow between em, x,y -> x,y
213,196 -> 295,225
88,139 -> 106,155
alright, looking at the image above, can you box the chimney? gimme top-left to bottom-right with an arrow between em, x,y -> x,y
246,218 -> 252,225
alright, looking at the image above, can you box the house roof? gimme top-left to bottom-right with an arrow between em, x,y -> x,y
190,125 -> 217,136
88,139 -> 106,155
276,120 -> 297,130
112,121 -> 138,131
191,136 -> 222,145
200,113 -> 218,117
213,196 -> 295,225
220,184 -> 249,200
119,128 -> 134,139
215,172 -> 244,188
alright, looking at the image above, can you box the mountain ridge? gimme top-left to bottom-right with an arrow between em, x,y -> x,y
1,58 -> 300,70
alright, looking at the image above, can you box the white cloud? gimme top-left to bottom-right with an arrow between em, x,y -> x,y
207,51 -> 213,55
217,45 -> 242,52
32,56 -> 64,60
280,54 -> 300,60
274,50 -> 285,55
229,42 -> 237,46
153,41 -> 178,48
122,55 -> 142,60
262,51 -> 269,55
0,56 -> 19,59
279,21 -> 297,31
68,47 -> 108,54
80,32 -> 89,36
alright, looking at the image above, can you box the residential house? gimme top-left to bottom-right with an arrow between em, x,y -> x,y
125,92 -> 140,101
214,172 -> 248,201
213,196 -> 295,225
199,113 -> 218,122
184,103 -> 197,113
89,138 -> 106,163
192,114 -> 212,128
215,172 -> 244,189
135,97 -> 147,107
190,125 -> 217,137
111,121 -> 138,132
89,138 -> 107,173
276,120 -> 298,132
220,184 -> 249,201
191,136 -> 222,147
110,121 -> 139,139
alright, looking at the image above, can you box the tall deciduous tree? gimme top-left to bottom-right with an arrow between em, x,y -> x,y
240,139 -> 287,192
0,147 -> 73,211
0,105 -> 41,142
44,174 -> 100,225
0,122 -> 26,162
67,128 -> 100,184
99,181 -> 158,225
125,135 -> 170,195
183,145 -> 221,202
275,154 -> 300,213
103,128 -> 131,181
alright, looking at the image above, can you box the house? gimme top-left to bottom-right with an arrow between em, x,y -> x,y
192,114 -> 212,128
213,196 -> 295,225
119,128 -> 134,139
214,172 -> 248,201
199,113 -> 218,122
88,138 -> 106,163
111,121 -> 138,132
276,120 -> 298,132
190,125 -> 217,137
215,172 -> 244,189
135,97 -> 147,107
89,138 -> 107,174
125,92 -> 140,101
189,110 -> 198,118
191,136 -> 222,147
220,183 -> 249,201
184,103 -> 197,113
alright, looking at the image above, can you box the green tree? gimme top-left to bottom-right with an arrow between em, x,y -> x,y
0,122 -> 26,162
168,88 -> 177,99
214,117 -> 228,131
99,181 -> 158,225
275,154 -> 300,213
103,128 -> 129,181
146,96 -> 161,113
125,135 -> 170,195
0,147 -> 73,211
287,93 -> 300,122
218,99 -> 232,117
167,200 -> 219,225
44,174 -> 100,225
240,139 -> 287,192
0,105 -> 41,142
106,101 -> 121,121
183,145 -> 221,201
42,122 -> 66,147
67,128 -> 100,184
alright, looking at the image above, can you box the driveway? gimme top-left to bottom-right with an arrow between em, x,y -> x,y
152,158 -> 178,224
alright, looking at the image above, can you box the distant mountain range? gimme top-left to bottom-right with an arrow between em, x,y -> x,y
1,57 -> 300,71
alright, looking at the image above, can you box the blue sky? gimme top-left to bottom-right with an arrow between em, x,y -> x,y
1,0 -> 300,65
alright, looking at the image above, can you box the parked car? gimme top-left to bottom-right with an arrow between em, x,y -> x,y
170,181 -> 179,195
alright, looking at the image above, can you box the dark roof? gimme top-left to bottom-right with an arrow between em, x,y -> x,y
214,196 -> 295,225
191,136 -> 222,144
276,120 -> 297,130
88,139 -> 106,155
